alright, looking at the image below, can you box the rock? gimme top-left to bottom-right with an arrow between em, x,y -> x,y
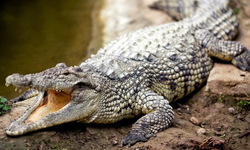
86,126 -> 98,135
197,128 -> 206,135
214,131 -> 225,136
190,117 -> 200,126
111,139 -> 118,146
182,105 -> 190,112
108,134 -> 118,146
178,112 -> 182,115
182,105 -> 189,109
206,63 -> 250,97
228,107 -> 235,114
177,139 -> 186,146
237,115 -> 244,121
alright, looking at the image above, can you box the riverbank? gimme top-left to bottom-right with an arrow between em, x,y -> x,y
0,0 -> 249,149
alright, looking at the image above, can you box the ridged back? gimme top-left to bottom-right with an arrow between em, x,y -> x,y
80,0 -> 237,81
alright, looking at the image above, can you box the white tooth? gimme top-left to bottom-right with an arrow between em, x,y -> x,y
15,87 -> 18,91
5,82 -> 10,87
19,89 -> 22,93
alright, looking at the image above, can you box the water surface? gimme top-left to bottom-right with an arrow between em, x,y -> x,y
0,0 -> 101,99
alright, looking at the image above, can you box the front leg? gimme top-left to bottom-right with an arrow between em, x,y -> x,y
121,92 -> 174,146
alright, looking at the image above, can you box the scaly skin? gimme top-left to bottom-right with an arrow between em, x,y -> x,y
5,0 -> 250,146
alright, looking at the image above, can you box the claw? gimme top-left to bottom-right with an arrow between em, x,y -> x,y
120,130 -> 150,147
232,48 -> 250,72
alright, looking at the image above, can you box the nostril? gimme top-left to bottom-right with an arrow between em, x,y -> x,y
69,66 -> 83,72
6,73 -> 23,82
6,73 -> 31,87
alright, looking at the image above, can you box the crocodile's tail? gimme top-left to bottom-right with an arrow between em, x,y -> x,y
151,0 -> 229,20
151,0 -> 238,41
191,0 -> 238,40
150,0 -> 198,21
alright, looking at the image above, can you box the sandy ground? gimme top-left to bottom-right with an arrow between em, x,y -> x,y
0,0 -> 250,149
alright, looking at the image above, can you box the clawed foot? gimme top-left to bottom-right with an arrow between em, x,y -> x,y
120,129 -> 155,147
232,47 -> 250,71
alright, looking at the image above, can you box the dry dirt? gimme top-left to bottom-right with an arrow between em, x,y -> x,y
1,0 -> 250,150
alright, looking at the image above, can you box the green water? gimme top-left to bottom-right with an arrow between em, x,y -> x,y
0,0 -> 102,99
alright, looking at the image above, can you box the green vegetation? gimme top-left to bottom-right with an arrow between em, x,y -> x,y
219,94 -> 225,102
0,97 -> 10,115
237,100 -> 250,110
220,134 -> 226,138
43,139 -> 66,150
233,8 -> 240,15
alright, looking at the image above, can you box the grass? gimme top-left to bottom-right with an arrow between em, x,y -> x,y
233,8 -> 240,15
0,97 -> 10,115
219,94 -> 225,102
237,100 -> 250,111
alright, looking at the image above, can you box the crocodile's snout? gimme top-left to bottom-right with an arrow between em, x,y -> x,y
6,73 -> 31,87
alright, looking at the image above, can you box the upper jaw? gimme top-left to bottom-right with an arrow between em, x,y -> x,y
5,73 -> 31,88
5,73 -> 77,92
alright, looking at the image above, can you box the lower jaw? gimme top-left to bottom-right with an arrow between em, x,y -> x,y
25,89 -> 71,124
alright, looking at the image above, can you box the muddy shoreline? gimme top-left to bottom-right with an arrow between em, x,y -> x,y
0,0 -> 250,149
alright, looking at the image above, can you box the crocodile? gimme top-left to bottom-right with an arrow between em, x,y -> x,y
4,0 -> 250,146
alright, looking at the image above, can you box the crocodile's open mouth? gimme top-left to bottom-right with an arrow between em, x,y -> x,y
25,89 -> 71,124
5,64 -> 97,136
6,88 -> 74,136
6,80 -> 98,136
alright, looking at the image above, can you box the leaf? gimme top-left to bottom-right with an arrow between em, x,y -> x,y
0,97 -> 6,103
220,134 -> 226,138
0,104 -> 3,109
3,104 -> 9,111
233,8 -> 239,15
